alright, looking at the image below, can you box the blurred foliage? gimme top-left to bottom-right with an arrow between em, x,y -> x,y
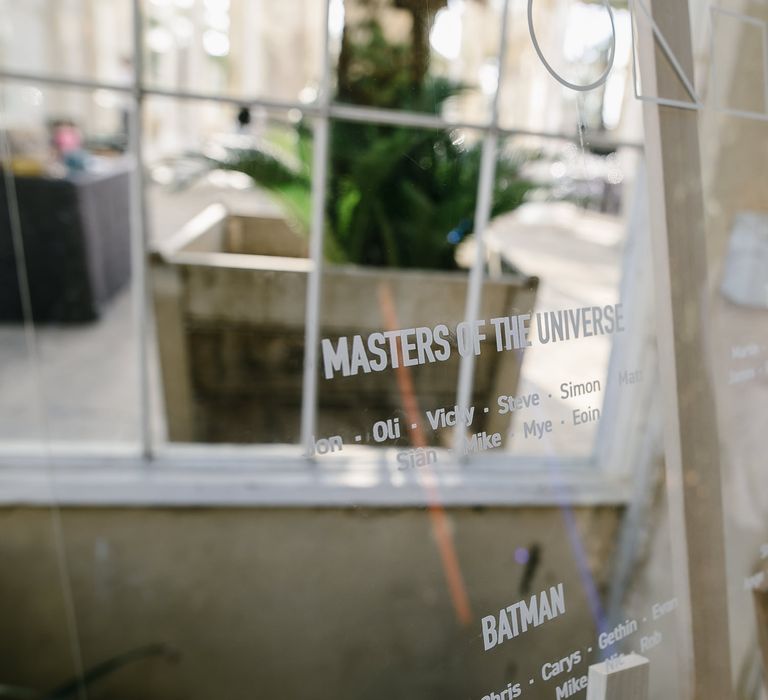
213,18 -> 536,270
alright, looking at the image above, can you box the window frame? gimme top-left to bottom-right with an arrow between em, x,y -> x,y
0,0 -> 645,506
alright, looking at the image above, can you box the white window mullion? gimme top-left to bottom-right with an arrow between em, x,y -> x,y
453,0 -> 511,460
130,0 -> 152,459
299,0 -> 333,457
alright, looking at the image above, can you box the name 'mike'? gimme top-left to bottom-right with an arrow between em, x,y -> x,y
481,583 -> 566,651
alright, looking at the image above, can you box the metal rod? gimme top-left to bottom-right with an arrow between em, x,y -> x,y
0,69 -> 132,93
328,102 -> 479,130
452,0 -> 511,460
299,0 -> 333,456
0,69 -> 643,150
452,132 -> 500,460
130,0 -> 152,458
142,84 -> 302,113
493,0 -> 514,126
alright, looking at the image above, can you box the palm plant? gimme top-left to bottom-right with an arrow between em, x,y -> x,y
209,17 -> 536,271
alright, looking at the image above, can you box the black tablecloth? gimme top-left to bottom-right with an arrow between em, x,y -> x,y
0,165 -> 132,322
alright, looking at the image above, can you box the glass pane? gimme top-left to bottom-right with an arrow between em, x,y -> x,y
499,0 -> 642,144
0,82 -> 140,443
467,135 -> 639,461
142,0 -> 325,104
145,96 -> 311,444
313,123 -> 484,452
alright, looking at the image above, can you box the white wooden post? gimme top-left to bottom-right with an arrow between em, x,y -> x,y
586,654 -> 650,700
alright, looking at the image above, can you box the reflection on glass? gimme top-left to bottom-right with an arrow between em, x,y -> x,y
0,0 -> 133,85
142,0 -> 325,103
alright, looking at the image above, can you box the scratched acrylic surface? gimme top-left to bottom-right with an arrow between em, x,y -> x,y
0,0 -> 765,699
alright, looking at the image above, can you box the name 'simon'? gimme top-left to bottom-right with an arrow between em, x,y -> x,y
481,583 -> 566,651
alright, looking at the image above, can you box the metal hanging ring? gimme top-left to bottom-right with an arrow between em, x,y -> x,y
527,0 -> 617,92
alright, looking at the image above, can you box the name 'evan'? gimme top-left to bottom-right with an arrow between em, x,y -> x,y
481,583 -> 566,651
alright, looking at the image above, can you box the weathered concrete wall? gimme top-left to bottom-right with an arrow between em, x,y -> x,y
0,506 -> 621,700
